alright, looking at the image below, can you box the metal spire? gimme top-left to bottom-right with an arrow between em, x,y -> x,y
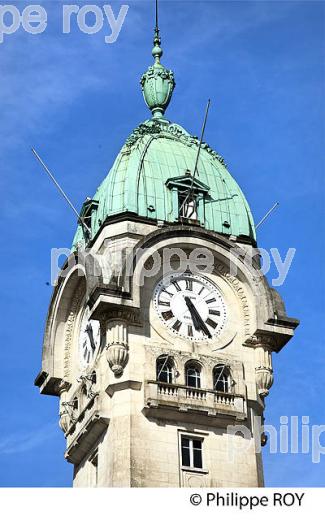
155,0 -> 159,33
141,0 -> 175,118
152,0 -> 163,63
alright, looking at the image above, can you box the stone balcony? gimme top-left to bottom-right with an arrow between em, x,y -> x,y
64,393 -> 109,465
145,381 -> 247,424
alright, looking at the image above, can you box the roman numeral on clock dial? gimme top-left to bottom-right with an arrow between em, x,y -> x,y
172,320 -> 182,332
162,289 -> 173,297
155,274 -> 227,341
158,300 -> 170,306
172,280 -> 181,292
209,309 -> 220,316
162,310 -> 174,321
206,318 -> 218,329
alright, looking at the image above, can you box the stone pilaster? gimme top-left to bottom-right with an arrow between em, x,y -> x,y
245,334 -> 274,398
58,380 -> 71,434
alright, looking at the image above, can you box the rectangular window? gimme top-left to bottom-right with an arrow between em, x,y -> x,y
181,436 -> 203,469
179,196 -> 198,220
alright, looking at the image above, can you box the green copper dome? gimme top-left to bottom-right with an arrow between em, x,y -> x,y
72,8 -> 255,248
72,118 -> 255,247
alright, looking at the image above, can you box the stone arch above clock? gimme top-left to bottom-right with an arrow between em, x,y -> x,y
37,266 -> 87,394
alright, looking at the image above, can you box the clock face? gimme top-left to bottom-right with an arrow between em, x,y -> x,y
153,273 -> 227,341
78,306 -> 101,368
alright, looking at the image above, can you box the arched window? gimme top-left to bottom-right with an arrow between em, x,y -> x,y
156,355 -> 174,384
213,364 -> 230,393
185,362 -> 202,388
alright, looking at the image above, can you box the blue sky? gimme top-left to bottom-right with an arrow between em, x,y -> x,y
0,0 -> 324,486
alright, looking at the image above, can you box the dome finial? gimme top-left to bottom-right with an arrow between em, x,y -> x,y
140,0 -> 175,119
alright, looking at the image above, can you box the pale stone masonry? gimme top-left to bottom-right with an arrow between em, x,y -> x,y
36,219 -> 298,487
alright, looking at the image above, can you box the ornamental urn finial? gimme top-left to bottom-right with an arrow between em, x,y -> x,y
140,0 -> 175,119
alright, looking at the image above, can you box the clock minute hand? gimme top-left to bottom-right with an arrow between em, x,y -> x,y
184,296 -> 201,332
85,323 -> 96,351
194,308 -> 212,339
184,297 -> 212,339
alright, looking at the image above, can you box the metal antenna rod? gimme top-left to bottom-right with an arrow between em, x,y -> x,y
179,99 -> 211,216
192,98 -> 211,180
157,354 -> 170,380
31,148 -> 91,234
256,202 -> 279,230
155,0 -> 159,31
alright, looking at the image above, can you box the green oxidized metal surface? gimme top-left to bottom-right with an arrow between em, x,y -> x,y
140,26 -> 175,119
72,16 -> 255,247
72,118 -> 255,246
141,62 -> 175,119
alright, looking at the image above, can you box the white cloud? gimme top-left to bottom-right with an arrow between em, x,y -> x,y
0,422 -> 58,455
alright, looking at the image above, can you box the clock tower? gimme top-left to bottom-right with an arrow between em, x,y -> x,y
35,10 -> 298,487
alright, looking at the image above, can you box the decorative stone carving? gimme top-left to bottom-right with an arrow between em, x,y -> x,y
255,366 -> 274,398
124,119 -> 226,166
213,263 -> 251,336
106,343 -> 129,376
106,320 -> 129,376
246,334 -> 275,398
59,410 -> 70,434
77,373 -> 97,400
244,333 -> 276,350
97,307 -> 141,325
63,283 -> 84,379
261,432 -> 268,447
58,380 -> 71,434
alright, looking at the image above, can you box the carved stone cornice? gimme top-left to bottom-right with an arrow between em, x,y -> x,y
58,380 -> 72,395
95,306 -> 142,325
35,373 -> 71,397
244,333 -> 276,351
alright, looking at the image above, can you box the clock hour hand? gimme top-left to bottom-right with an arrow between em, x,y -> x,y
85,323 -> 96,351
184,296 -> 212,339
